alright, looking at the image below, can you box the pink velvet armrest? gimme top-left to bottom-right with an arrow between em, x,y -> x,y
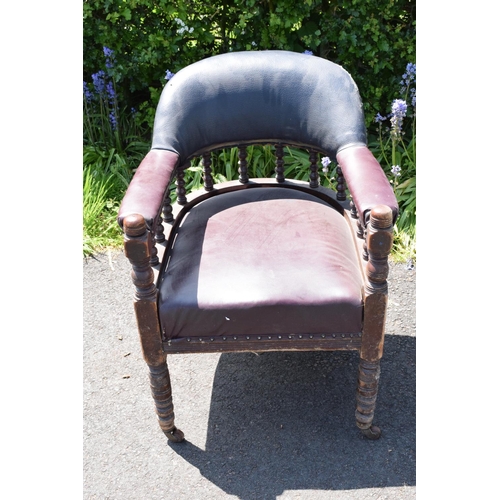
118,149 -> 179,230
336,145 -> 398,225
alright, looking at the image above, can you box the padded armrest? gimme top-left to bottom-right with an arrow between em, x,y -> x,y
336,145 -> 398,225
118,149 -> 179,230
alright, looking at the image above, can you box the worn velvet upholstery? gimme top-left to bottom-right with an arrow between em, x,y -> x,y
158,188 -> 364,341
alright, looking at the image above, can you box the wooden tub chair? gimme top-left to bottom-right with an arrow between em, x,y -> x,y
117,50 -> 398,442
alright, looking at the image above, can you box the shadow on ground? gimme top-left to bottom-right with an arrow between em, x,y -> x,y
168,335 -> 415,500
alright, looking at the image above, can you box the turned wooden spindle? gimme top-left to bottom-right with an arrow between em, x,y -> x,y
202,152 -> 214,191
350,200 -> 358,220
238,146 -> 249,184
123,214 -> 184,442
275,144 -> 285,183
176,166 -> 187,205
162,188 -> 174,223
154,214 -> 166,244
355,205 -> 393,439
362,226 -> 369,261
336,164 -> 346,201
309,150 -> 319,188
150,235 -> 159,267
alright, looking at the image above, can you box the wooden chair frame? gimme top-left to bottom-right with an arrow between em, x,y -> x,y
118,51 -> 398,442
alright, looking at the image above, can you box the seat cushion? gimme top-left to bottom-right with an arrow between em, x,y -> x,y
158,187 -> 364,340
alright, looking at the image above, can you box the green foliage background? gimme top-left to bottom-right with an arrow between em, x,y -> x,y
83,0 -> 415,133
83,0 -> 416,260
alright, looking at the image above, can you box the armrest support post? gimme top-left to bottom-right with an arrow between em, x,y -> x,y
123,214 -> 165,366
361,205 -> 394,362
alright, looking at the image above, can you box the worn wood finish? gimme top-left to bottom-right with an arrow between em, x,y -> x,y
176,165 -> 187,205
123,214 -> 183,439
354,204 -> 393,439
275,144 -> 285,183
162,189 -> 174,224
361,205 -> 393,362
202,152 -> 214,191
123,214 -> 164,365
238,146 -> 249,184
163,332 -> 363,354
148,362 -> 185,442
355,358 -> 381,439
350,200 -> 358,220
308,150 -> 319,188
336,164 -> 346,201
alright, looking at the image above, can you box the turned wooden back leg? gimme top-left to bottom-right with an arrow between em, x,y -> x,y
355,205 -> 393,439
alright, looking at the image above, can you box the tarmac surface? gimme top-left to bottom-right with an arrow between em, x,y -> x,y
83,250 -> 416,500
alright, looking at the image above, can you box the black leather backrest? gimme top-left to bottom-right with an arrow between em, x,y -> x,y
152,50 -> 367,163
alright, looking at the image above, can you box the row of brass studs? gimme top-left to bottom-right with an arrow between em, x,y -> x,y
184,332 -> 362,342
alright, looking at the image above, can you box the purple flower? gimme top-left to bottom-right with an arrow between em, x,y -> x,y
321,156 -> 331,173
165,70 -> 175,81
303,50 -> 313,55
375,112 -> 386,124
109,111 -> 117,130
400,62 -> 416,100
83,81 -> 93,102
103,46 -> 115,69
91,70 -> 106,95
391,165 -> 401,177
390,99 -> 407,137
106,81 -> 116,102
406,62 -> 416,77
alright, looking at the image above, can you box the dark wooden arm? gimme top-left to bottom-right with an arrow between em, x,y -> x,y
118,149 -> 179,231
336,145 -> 398,227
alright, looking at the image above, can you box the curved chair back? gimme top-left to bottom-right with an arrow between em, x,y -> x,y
152,50 -> 367,163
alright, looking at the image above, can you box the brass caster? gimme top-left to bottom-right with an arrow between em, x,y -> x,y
360,425 -> 381,440
164,426 -> 185,443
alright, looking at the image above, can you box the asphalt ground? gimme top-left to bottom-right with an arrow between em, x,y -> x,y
83,250 -> 416,499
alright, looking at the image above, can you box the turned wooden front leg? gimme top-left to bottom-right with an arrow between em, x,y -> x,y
148,362 -> 184,442
356,205 -> 393,439
123,214 -> 184,441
